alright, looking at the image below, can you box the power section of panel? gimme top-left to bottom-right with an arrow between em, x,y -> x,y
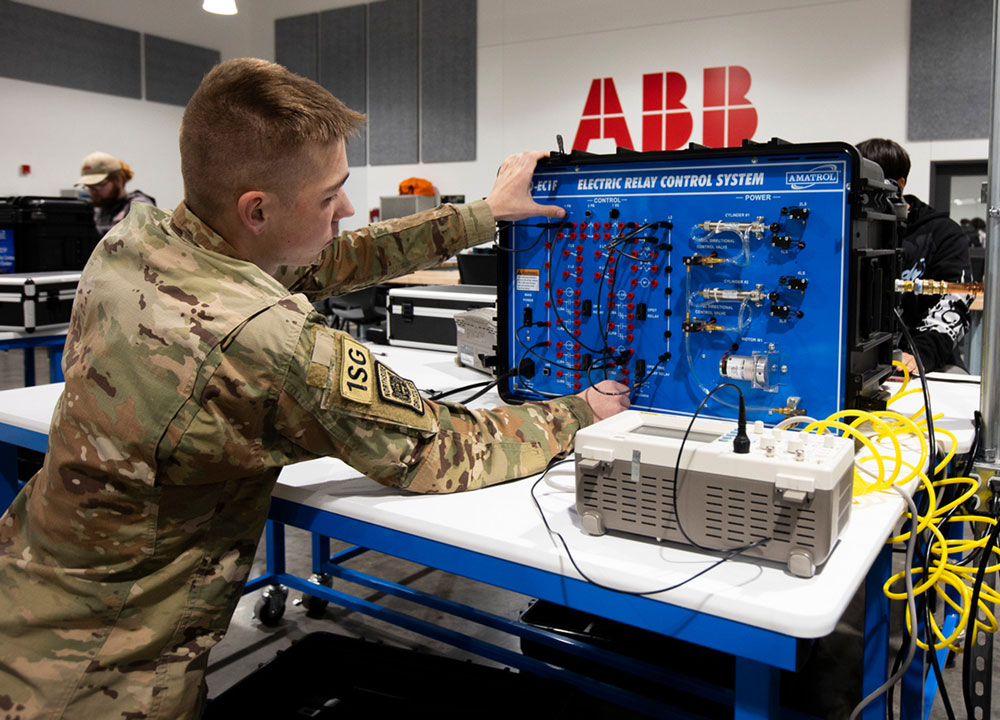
497,140 -> 900,424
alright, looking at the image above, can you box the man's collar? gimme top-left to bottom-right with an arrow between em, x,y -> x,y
168,201 -> 245,260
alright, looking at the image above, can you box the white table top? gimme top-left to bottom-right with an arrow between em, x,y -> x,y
0,350 -> 981,639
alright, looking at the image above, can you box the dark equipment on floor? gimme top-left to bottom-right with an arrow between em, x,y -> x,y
205,631 -> 644,719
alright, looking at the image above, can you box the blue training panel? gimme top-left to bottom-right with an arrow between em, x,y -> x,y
499,146 -> 858,424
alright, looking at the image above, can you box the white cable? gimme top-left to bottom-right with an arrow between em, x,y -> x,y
773,415 -> 820,430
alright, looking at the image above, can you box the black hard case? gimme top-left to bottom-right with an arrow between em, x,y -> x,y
0,271 -> 80,332
0,196 -> 99,273
387,284 -> 496,352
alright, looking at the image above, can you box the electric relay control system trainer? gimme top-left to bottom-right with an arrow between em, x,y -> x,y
497,140 -> 900,424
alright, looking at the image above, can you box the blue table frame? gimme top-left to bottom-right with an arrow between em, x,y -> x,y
0,332 -> 66,386
246,494 -> 897,720
1,415 -> 938,720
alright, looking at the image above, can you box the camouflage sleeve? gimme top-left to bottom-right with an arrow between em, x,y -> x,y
270,322 -> 593,493
273,201 -> 495,301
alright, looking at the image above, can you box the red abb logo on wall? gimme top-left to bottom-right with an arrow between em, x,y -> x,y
572,66 -> 757,152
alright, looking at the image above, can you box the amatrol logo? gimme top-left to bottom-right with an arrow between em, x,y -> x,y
573,66 -> 757,152
786,164 -> 841,189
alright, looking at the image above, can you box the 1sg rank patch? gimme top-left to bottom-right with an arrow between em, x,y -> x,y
375,362 -> 424,415
340,334 -> 373,405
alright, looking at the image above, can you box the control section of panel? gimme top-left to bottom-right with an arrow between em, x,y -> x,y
497,143 -> 870,424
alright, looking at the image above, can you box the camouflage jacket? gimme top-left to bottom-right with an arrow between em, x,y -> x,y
0,201 -> 592,719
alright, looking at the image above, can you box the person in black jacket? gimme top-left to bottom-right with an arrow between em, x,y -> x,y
857,138 -> 973,374
76,151 -> 156,236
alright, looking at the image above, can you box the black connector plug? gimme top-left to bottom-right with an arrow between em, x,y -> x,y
733,393 -> 750,454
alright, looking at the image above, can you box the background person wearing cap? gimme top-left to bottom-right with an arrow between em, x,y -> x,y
76,151 -> 156,235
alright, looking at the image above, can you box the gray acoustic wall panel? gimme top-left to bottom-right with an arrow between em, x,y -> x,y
367,0 -> 419,165
145,35 -> 220,107
420,0 -> 476,163
908,0 -> 992,140
0,0 -> 140,98
276,13 -> 319,81
320,5 -> 368,166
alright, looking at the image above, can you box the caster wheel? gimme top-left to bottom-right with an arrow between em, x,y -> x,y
254,584 -> 287,626
299,573 -> 332,617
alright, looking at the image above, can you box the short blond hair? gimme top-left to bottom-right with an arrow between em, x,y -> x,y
180,58 -> 365,221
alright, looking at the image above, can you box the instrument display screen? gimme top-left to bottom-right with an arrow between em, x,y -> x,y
632,424 -> 719,444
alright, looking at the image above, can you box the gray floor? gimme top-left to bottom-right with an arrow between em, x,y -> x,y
3,345 -> 997,719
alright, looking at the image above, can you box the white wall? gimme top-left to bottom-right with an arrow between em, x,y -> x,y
0,0 -> 989,232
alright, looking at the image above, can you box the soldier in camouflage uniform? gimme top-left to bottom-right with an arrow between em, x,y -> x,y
0,59 -> 628,718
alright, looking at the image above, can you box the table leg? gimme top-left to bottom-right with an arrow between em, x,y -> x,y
48,346 -> 64,382
22,348 -> 35,387
733,657 -> 778,719
0,441 -> 16,512
862,542 -> 892,719
311,533 -> 330,575
265,519 -> 286,576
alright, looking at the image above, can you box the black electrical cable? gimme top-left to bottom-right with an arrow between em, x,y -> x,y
493,221 -> 567,253
961,484 -> 1000,719
893,308 -> 937,480
895,374 -> 981,385
514,326 -> 577,372
528,458 -> 768,596
593,249 -> 615,367
962,411 -> 983,479
593,221 -> 661,360
951,412 -> 985,570
885,482 -> 936,720
887,309 -> 939,720
670,383 -> 758,553
511,216 -> 672,404
427,368 -> 518,403
584,353 -> 669,397
455,377 -> 504,405
427,380 -> 493,401
545,242 -> 604,354
922,505 -> 959,720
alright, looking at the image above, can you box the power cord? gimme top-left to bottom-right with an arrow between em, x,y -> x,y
529,382 -> 761,596
528,459 -> 767,595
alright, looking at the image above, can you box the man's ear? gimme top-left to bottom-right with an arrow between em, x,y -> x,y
236,191 -> 270,236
